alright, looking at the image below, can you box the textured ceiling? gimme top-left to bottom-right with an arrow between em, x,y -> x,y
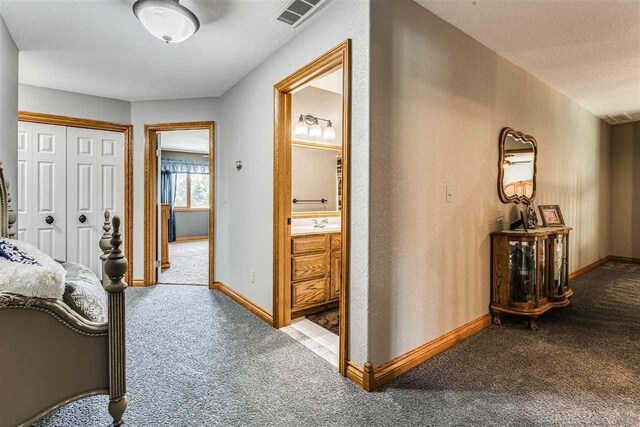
0,0 -> 313,101
416,0 -> 640,122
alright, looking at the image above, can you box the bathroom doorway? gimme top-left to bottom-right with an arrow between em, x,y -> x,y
273,41 -> 351,374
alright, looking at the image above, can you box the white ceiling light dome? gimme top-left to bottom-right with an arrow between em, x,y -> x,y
133,0 -> 200,44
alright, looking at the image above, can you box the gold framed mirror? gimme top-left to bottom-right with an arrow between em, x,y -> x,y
498,127 -> 537,204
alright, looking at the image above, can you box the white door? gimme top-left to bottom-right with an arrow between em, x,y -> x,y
66,127 -> 125,277
17,122 -> 67,260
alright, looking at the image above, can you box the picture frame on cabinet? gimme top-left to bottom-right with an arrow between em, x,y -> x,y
525,203 -> 539,229
538,205 -> 565,227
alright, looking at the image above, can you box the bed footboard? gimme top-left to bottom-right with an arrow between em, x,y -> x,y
103,214 -> 128,425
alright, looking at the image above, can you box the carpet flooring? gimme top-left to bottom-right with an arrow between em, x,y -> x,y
35,261 -> 640,426
159,240 -> 209,285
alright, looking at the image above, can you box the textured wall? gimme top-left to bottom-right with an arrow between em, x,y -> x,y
610,122 -> 640,258
369,0 -> 611,366
216,0 -> 371,364
0,16 -> 18,198
130,98 -> 219,278
18,84 -> 131,124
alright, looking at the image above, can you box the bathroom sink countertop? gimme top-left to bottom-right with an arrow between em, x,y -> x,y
291,226 -> 341,236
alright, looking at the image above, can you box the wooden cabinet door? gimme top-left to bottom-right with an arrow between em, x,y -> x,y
292,277 -> 328,311
292,234 -> 328,255
330,250 -> 341,300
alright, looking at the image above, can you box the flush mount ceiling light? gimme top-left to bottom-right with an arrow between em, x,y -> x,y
133,0 -> 200,43
294,114 -> 336,140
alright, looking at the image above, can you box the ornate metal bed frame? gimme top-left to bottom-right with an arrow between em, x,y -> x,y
0,161 -> 128,427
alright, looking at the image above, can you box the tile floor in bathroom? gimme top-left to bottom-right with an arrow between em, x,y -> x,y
280,317 -> 339,368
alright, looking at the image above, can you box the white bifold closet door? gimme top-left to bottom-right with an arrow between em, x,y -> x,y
66,127 -> 124,276
17,122 -> 67,260
17,122 -> 124,277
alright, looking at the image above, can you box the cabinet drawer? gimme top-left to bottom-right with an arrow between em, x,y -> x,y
292,234 -> 328,255
292,253 -> 328,281
292,277 -> 328,310
330,233 -> 341,251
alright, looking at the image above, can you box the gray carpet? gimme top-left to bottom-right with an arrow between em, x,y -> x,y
35,261 -> 640,426
159,241 -> 209,285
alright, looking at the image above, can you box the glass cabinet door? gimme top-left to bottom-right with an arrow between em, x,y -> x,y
551,235 -> 568,297
508,241 -> 537,304
538,237 -> 547,301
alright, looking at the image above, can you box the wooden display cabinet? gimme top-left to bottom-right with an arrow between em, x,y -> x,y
491,227 -> 572,330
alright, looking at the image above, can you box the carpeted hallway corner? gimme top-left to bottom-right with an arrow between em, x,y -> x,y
35,262 -> 640,426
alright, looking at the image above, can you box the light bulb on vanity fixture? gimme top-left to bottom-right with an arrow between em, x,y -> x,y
133,0 -> 200,43
293,114 -> 336,140
309,119 -> 322,138
294,115 -> 308,136
322,121 -> 336,140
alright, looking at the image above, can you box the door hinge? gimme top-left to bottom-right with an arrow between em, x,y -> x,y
154,260 -> 161,268
156,149 -> 160,157
287,217 -> 291,225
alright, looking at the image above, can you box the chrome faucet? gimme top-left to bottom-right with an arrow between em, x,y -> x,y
312,219 -> 329,229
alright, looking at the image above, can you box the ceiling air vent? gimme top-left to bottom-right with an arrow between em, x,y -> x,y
606,113 -> 632,123
274,0 -> 328,27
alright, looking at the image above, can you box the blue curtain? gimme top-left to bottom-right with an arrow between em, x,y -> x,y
160,171 -> 176,242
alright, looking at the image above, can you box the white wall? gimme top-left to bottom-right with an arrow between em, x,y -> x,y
130,97 -> 219,278
369,0 -> 611,366
216,0 -> 371,364
0,16 -> 18,193
19,84 -> 130,124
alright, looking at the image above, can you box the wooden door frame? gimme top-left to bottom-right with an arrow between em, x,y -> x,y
273,40 -> 351,375
17,111 -> 134,286
143,121 -> 215,288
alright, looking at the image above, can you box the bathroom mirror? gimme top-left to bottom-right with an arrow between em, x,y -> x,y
498,127 -> 537,204
291,143 -> 342,215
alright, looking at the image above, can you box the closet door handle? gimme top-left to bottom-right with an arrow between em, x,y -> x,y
45,215 -> 54,225
79,215 -> 87,224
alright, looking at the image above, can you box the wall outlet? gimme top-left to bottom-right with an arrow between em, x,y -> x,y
250,269 -> 255,284
446,186 -> 453,203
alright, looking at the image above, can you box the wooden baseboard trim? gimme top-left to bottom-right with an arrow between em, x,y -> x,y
608,255 -> 640,264
131,279 -> 145,287
174,235 -> 208,243
347,314 -> 492,391
568,256 -> 611,281
213,281 -> 273,325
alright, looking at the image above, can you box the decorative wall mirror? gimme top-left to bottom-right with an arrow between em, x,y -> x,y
291,142 -> 342,216
498,127 -> 538,204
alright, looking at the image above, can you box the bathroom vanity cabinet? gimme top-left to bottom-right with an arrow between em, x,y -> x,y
491,227 -> 573,330
291,232 -> 341,316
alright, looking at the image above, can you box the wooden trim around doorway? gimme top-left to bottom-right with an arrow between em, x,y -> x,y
143,121 -> 215,288
18,111 -> 134,286
273,40 -> 352,376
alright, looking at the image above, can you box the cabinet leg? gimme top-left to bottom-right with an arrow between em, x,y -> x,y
492,311 -> 502,326
528,317 -> 539,331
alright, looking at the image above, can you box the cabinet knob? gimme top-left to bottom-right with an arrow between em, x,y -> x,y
45,215 -> 54,225
79,214 -> 87,224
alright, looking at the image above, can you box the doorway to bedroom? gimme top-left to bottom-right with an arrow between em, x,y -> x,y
144,122 -> 214,288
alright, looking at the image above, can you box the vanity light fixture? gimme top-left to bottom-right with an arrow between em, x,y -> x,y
133,0 -> 200,44
293,114 -> 336,140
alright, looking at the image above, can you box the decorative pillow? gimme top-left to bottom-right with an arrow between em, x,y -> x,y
0,239 -> 66,300
62,262 -> 108,323
0,240 -> 40,265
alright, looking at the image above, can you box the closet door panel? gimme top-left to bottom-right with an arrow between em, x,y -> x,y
17,122 -> 67,260
67,128 -> 99,274
67,128 -> 124,277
